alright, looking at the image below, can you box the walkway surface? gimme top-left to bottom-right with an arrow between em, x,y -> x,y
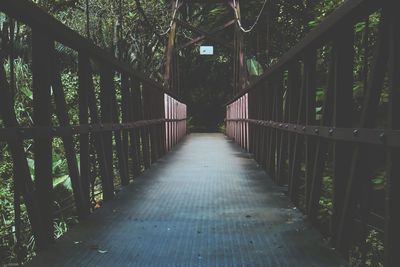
25,133 -> 346,267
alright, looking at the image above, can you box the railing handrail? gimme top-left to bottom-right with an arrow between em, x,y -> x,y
225,0 -> 383,106
0,0 -> 184,103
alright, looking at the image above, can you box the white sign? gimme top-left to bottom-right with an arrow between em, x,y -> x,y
200,46 -> 214,55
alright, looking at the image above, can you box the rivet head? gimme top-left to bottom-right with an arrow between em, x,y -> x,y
379,133 -> 385,141
279,123 -> 283,127
329,128 -> 334,135
294,126 -> 297,130
285,124 -> 289,128
314,128 -> 319,134
353,129 -> 359,136
100,124 -> 104,129
302,126 -> 306,131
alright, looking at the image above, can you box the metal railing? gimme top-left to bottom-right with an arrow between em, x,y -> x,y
226,0 -> 399,265
0,0 -> 186,251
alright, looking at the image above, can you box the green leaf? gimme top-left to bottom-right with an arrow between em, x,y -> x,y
371,176 -> 385,190
308,20 -> 318,28
53,175 -> 72,190
316,89 -> 325,102
246,58 -> 264,77
52,158 -> 65,173
27,158 -> 35,177
353,81 -> 363,97
355,22 -> 366,33
20,85 -> 33,100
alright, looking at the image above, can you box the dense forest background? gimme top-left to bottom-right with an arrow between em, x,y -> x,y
8,0 -> 345,132
2,0 -> 387,266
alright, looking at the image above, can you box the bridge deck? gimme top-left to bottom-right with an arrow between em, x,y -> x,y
25,133 -> 346,267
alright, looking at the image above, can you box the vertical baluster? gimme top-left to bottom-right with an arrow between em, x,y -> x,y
165,95 -> 169,151
260,85 -> 268,168
248,91 -> 254,154
164,95 -> 168,151
255,87 -> 262,162
304,52 -> 317,208
131,78 -> 142,175
258,88 -> 264,164
239,97 -> 242,147
263,88 -> 269,169
52,51 -> 89,217
151,89 -> 158,160
330,28 -> 355,237
239,97 -> 242,148
141,83 -> 151,168
157,92 -> 163,157
275,74 -> 283,183
110,73 -> 129,186
242,97 -> 245,148
150,88 -> 159,162
168,96 -> 172,150
277,74 -> 288,186
184,105 -> 187,136
174,99 -> 177,145
287,62 -> 302,203
235,100 -> 238,143
251,94 -> 256,158
244,94 -> 248,151
78,53 -> 91,212
230,104 -> 232,140
32,31 -> 53,247
268,81 -> 277,179
265,86 -> 271,173
308,46 -> 336,221
86,64 -> 113,201
121,73 -> 131,181
286,63 -> 300,189
384,6 -> 399,266
99,66 -> 115,197
158,92 -> 166,157
147,87 -> 155,162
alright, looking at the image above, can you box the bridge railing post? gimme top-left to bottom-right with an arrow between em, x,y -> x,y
32,30 -> 54,248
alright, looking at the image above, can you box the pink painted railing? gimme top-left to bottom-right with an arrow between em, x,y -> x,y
164,94 -> 187,151
226,93 -> 248,151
